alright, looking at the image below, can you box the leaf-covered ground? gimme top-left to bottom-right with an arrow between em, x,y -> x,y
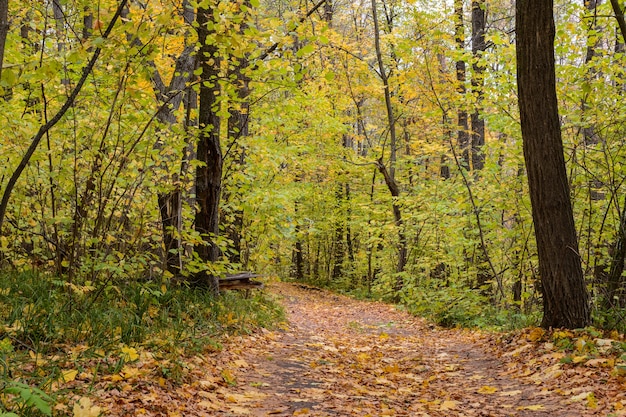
95,283 -> 626,416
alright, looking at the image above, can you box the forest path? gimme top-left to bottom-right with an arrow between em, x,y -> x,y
206,283 -> 607,416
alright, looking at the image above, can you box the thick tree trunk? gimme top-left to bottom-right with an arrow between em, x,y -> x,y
193,2 -> 222,292
516,0 -> 590,328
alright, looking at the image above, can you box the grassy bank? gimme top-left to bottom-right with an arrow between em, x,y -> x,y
0,271 -> 284,416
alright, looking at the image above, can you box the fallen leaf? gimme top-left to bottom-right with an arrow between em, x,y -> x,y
233,359 -> 249,368
61,369 -> 78,383
440,400 -> 459,410
517,404 -> 544,411
73,397 -> 101,417
527,327 -> 545,342
120,346 -> 139,362
499,390 -> 522,397
477,385 -> 498,394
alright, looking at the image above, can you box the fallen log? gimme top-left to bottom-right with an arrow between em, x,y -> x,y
218,272 -> 264,291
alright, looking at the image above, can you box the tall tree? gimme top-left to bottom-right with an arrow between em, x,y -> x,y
470,0 -> 486,171
224,0 -> 253,266
454,0 -> 470,167
194,0 -> 222,292
516,0 -> 590,328
371,0 -> 407,284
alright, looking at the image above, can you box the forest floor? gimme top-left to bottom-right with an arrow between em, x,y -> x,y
97,283 -> 626,416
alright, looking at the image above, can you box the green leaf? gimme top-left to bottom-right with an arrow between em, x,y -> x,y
296,43 -> 315,57
0,68 -> 17,87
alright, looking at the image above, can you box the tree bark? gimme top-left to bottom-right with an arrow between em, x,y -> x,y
0,0 -> 8,83
605,196 -> 626,307
224,0 -> 252,265
516,0 -> 590,328
471,0 -> 486,171
454,0 -> 470,167
153,45 -> 196,276
372,0 -> 407,283
610,0 -> 626,40
193,1 -> 222,292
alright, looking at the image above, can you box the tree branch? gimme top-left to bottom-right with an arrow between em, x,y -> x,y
256,0 -> 327,62
611,0 -> 626,41
0,0 -> 129,233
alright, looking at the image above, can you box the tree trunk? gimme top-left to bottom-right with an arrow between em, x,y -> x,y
332,185 -> 344,280
470,0 -> 486,171
605,196 -> 626,308
454,0 -> 470,167
516,0 -> 590,328
610,0 -> 626,41
291,224 -> 305,281
224,0 -> 252,265
372,0 -> 407,285
193,2 -> 222,292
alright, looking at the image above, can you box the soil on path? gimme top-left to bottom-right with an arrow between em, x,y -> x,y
201,283 -> 618,416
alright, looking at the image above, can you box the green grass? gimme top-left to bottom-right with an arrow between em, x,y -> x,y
0,270 -> 285,415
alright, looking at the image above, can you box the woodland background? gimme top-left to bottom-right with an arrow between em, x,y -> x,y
0,0 -> 626,329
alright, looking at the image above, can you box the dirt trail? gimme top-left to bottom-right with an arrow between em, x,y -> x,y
207,283 -> 598,416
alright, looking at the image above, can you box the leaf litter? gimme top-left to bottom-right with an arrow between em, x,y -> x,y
92,283 -> 626,416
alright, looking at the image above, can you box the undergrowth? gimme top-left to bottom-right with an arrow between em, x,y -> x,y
0,270 -> 284,416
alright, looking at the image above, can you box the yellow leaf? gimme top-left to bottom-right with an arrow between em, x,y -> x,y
233,359 -> 249,368
586,392 -> 598,409
553,330 -> 573,340
221,368 -> 236,385
121,365 -> 141,380
357,352 -> 370,362
517,405 -> 544,411
528,327 -> 545,342
121,346 -> 139,362
440,400 -> 458,410
61,369 -> 78,383
572,355 -> 587,364
383,363 -> 399,373
72,397 -> 101,417
477,385 -> 498,394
